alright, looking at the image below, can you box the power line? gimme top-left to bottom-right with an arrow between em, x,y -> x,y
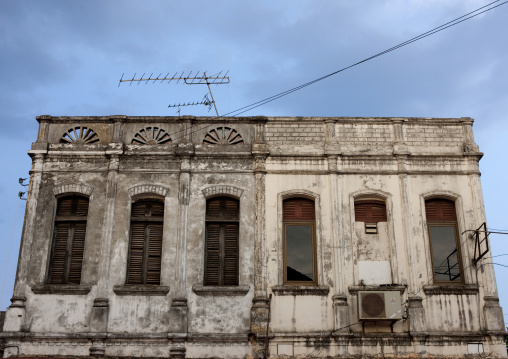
222,0 -> 508,117
159,0 -> 507,145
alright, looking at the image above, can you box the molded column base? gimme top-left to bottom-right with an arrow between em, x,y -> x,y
3,297 -> 26,332
90,298 -> 109,333
332,294 -> 349,333
168,298 -> 188,333
250,296 -> 269,335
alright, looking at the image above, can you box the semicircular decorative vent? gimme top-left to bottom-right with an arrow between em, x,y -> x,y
60,127 -> 100,144
203,126 -> 244,145
132,127 -> 171,145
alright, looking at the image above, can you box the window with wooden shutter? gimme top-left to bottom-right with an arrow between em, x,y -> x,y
48,196 -> 89,285
204,197 -> 239,286
126,200 -> 164,285
354,200 -> 387,234
283,197 -> 317,285
425,198 -> 463,283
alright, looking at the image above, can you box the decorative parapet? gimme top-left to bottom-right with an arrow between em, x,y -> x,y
128,184 -> 169,197
53,184 -> 93,196
202,185 -> 244,199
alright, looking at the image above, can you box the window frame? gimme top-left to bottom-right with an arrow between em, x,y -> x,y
126,199 -> 164,285
204,196 -> 240,286
47,195 -> 89,285
282,197 -> 318,286
354,199 -> 387,234
425,198 -> 464,284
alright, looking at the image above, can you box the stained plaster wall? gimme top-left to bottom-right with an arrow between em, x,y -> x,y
1,115 -> 506,358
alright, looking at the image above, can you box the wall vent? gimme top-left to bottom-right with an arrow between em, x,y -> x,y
358,291 -> 402,320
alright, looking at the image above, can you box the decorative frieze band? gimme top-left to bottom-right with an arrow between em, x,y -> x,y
53,184 -> 93,196
128,184 -> 169,197
202,185 -> 244,199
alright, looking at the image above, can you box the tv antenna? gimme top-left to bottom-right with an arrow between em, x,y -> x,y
168,94 -> 213,116
119,70 -> 229,117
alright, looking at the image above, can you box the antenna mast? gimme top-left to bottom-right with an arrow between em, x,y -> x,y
119,70 -> 229,117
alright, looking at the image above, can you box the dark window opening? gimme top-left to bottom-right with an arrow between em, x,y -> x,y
48,196 -> 89,285
126,200 -> 164,285
205,197 -> 239,286
283,198 -> 317,285
425,198 -> 462,283
355,200 -> 387,234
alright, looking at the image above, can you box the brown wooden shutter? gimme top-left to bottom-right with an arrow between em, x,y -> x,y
50,195 -> 89,284
425,199 -> 457,221
49,223 -> 71,284
205,223 -> 221,285
68,222 -> 86,284
223,223 -> 239,285
355,201 -> 387,223
146,223 -> 162,285
283,198 -> 315,221
127,222 -> 146,284
127,200 -> 164,285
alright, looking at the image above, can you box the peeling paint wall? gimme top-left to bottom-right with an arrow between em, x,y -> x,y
0,116 -> 505,358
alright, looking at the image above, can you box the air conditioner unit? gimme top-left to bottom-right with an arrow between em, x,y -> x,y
358,291 -> 403,320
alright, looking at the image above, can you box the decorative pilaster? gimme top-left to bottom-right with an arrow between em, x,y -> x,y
168,298 -> 188,333
89,339 -> 106,357
2,297 -> 26,332
332,295 -> 349,333
250,126 -> 270,335
91,151 -> 121,334
169,338 -> 186,359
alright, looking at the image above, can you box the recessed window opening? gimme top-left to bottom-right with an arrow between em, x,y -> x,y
48,195 -> 89,284
126,199 -> 164,285
425,198 -> 463,283
283,197 -> 317,285
354,199 -> 387,234
205,197 -> 239,286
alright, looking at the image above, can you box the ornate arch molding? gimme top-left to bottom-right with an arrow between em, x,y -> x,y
202,185 -> 244,199
128,184 -> 169,198
53,184 -> 93,197
422,190 -> 460,201
351,189 -> 391,201
279,189 -> 319,201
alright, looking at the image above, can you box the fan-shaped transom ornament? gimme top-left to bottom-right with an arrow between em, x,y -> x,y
60,127 -> 100,144
203,127 -> 244,145
132,127 -> 171,145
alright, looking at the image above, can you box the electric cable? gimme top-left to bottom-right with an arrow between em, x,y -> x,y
0,198 -> 21,310
155,0 -> 508,145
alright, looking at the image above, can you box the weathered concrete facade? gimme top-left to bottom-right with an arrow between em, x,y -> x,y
0,115 -> 506,358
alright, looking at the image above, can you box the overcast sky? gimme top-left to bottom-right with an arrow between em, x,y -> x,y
0,1 -> 507,325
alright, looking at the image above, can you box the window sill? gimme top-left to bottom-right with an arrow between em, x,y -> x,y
423,284 -> 479,296
31,284 -> 92,295
113,285 -> 170,296
348,285 -> 406,295
192,284 -> 250,296
272,285 -> 330,296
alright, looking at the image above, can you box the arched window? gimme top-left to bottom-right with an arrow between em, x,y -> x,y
354,200 -> 387,234
126,200 -> 164,285
425,198 -> 463,283
204,197 -> 239,286
48,195 -> 89,284
283,198 -> 317,285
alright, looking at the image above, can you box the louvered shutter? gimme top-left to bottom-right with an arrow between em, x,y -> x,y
49,223 -> 71,284
68,223 -> 86,284
283,198 -> 315,221
127,222 -> 145,284
223,224 -> 239,285
425,199 -> 457,221
205,223 -> 221,285
146,223 -> 163,285
355,201 -> 387,223
127,200 -> 164,285
50,196 -> 89,285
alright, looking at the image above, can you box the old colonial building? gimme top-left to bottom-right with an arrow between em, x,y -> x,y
0,115 -> 506,358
